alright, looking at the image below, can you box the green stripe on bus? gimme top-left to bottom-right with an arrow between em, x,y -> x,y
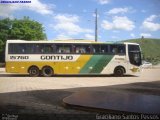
90,55 -> 114,73
80,55 -> 114,74
80,55 -> 102,73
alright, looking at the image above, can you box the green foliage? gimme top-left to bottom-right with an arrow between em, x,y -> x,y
9,17 -> 46,40
0,17 -> 47,62
124,38 -> 160,65
0,40 -> 4,53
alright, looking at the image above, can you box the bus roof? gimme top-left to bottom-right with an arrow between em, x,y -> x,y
6,39 -> 139,45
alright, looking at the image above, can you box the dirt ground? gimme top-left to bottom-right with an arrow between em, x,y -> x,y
0,68 -> 160,93
0,68 -> 160,119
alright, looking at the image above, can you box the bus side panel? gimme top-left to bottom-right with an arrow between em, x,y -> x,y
53,55 -> 91,74
6,62 -> 27,73
5,55 -> 92,74
6,55 -> 138,75
80,54 -> 114,74
101,55 -> 127,74
6,61 -> 57,74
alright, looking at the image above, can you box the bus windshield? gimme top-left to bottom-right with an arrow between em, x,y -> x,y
128,45 -> 142,66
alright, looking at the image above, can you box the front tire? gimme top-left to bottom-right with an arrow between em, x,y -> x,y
28,66 -> 40,77
114,67 -> 124,77
42,66 -> 53,77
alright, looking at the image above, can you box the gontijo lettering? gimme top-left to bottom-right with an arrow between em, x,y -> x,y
41,55 -> 73,60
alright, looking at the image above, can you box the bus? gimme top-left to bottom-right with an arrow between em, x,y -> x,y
5,40 -> 142,77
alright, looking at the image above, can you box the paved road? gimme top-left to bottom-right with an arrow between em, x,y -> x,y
0,68 -> 160,119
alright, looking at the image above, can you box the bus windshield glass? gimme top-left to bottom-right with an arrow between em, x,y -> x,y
128,45 -> 141,66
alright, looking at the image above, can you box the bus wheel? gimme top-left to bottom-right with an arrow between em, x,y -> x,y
114,67 -> 124,77
28,66 -> 40,77
42,66 -> 53,77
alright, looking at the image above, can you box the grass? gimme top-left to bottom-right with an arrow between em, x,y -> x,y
123,38 -> 160,65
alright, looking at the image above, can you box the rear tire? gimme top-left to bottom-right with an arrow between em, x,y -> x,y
42,66 -> 53,77
28,66 -> 40,77
114,67 -> 124,77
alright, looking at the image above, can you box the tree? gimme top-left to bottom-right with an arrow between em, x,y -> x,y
0,18 -> 12,62
0,17 -> 47,62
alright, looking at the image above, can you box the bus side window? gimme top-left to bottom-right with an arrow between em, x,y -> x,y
43,44 -> 54,54
35,44 -> 45,54
59,48 -> 63,53
27,44 -> 36,54
117,45 -> 126,54
17,44 -> 26,54
83,44 -> 91,54
55,44 -> 72,54
73,44 -> 90,54
74,45 -> 80,54
63,44 -> 72,53
92,44 -> 101,54
76,45 -> 81,53
8,43 -> 13,54
110,45 -> 117,54
55,44 -> 62,53
72,45 -> 76,53
27,44 -> 34,54
8,43 -> 17,54
101,45 -> 108,54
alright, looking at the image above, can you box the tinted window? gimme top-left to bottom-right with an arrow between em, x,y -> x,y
109,44 -> 126,54
34,44 -> 44,54
128,45 -> 140,52
110,45 -> 117,54
42,44 -> 55,54
129,51 -> 141,66
56,44 -> 72,53
101,44 -> 108,53
56,44 -> 63,53
128,45 -> 141,66
63,44 -> 72,53
8,43 -> 126,55
92,44 -> 101,53
9,43 -> 19,54
33,44 -> 54,54
9,43 -> 33,54
117,45 -> 126,54
92,44 -> 108,54
8,43 -> 55,54
73,44 -> 91,54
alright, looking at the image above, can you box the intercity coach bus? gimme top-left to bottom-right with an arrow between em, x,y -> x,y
5,40 -> 142,77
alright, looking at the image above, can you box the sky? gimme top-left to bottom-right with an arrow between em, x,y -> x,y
0,0 -> 160,42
